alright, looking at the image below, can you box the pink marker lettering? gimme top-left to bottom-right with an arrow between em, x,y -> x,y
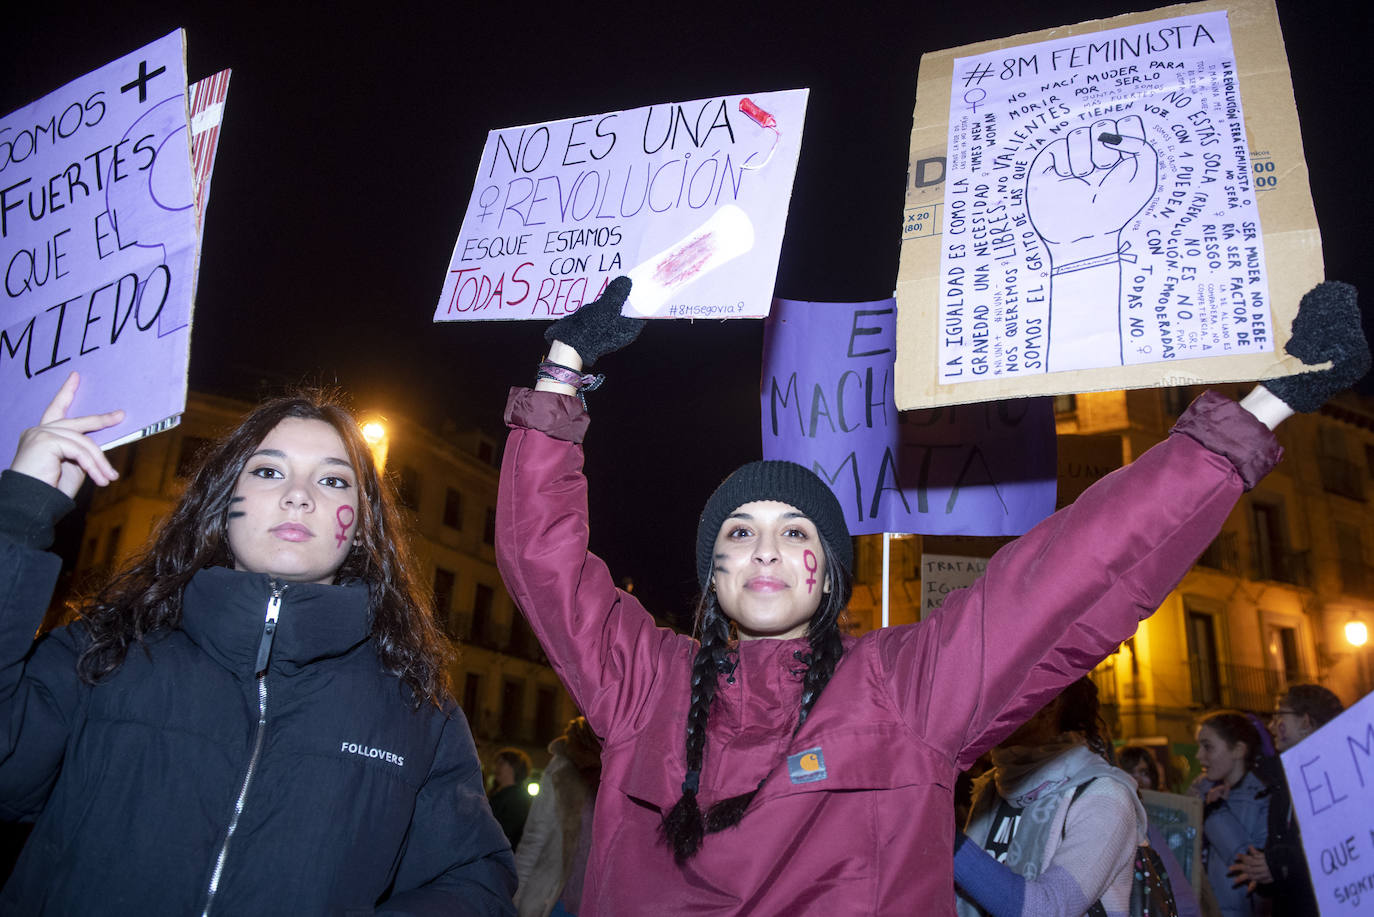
803,549 -> 818,593
335,506 -> 355,548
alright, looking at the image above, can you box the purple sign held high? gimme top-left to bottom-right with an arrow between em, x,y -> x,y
1,30 -> 199,462
761,299 -> 1057,536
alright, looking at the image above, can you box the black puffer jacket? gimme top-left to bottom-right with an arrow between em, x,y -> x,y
0,470 -> 515,916
1256,756 -> 1319,916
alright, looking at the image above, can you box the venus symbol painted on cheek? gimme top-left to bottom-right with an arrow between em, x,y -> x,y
803,550 -> 818,593
335,506 -> 355,548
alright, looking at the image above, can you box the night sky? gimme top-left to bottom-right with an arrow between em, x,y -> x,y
4,0 -> 1370,617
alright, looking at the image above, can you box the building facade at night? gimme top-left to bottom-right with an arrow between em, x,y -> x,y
52,385 -> 1374,778
845,385 -> 1374,768
67,392 -> 577,765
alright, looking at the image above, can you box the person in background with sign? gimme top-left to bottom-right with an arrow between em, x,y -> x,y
0,374 -> 516,915
1192,712 -> 1270,917
1119,747 -> 1202,917
953,677 -> 1181,917
1228,683 -> 1346,916
495,277 -> 1366,915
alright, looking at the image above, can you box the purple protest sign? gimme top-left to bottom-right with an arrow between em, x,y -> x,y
761,299 -> 1057,536
1,30 -> 199,462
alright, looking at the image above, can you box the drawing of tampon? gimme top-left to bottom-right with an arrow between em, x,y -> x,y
625,204 -> 756,317
738,97 -> 780,170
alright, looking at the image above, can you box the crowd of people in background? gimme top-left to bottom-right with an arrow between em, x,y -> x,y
0,276 -> 1366,915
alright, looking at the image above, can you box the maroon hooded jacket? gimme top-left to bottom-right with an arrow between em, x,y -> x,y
497,388 -> 1279,916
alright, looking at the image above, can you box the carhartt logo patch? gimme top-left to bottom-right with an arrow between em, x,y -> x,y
788,747 -> 827,784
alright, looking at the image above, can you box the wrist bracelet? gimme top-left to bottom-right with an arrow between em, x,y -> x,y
536,359 -> 604,407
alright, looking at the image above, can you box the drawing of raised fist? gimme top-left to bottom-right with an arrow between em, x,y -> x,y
1027,115 -> 1158,252
1027,115 -> 1159,373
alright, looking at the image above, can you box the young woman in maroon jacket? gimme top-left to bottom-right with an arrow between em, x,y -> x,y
498,277 -> 1364,915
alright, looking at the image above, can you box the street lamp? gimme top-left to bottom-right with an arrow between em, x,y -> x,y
360,419 -> 389,473
1348,617 -> 1371,697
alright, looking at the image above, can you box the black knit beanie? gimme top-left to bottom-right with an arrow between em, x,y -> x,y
695,460 -> 853,590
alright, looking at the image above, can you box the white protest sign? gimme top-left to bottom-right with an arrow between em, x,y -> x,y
937,9 -> 1269,380
1282,688 -> 1374,914
920,552 -> 989,618
1,30 -> 200,460
434,90 -> 807,321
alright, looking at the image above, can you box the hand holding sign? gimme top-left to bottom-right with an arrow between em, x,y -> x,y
544,276 -> 641,366
1262,281 -> 1371,413
10,372 -> 124,497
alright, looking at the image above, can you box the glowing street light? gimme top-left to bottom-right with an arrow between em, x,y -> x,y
1346,619 -> 1369,648
360,419 -> 389,472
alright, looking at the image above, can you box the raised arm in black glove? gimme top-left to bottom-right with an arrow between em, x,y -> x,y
544,276 -> 643,367
1262,281 -> 1370,413
535,276 -> 643,405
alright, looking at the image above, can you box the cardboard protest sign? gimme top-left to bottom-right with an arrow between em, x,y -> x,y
1282,688 -> 1374,914
1139,789 -> 1204,891
435,90 -> 807,322
1,30 -> 201,460
895,0 -> 1321,409
920,553 -> 988,618
761,298 -> 1056,536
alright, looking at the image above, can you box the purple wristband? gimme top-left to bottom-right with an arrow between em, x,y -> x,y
536,360 -> 605,406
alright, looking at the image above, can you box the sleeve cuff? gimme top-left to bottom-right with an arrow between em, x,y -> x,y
1171,390 -> 1283,490
0,469 -> 75,551
504,387 -> 591,444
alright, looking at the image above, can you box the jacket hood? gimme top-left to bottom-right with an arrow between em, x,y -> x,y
181,566 -> 371,677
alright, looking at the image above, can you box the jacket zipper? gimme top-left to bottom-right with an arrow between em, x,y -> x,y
201,582 -> 283,917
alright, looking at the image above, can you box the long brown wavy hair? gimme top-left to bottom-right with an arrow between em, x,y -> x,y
75,392 -> 454,707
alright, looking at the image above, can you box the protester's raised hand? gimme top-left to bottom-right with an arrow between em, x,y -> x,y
544,276 -> 642,367
10,372 -> 124,498
1263,281 -> 1371,413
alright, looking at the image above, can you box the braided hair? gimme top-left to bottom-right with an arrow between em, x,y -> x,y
659,535 -> 853,864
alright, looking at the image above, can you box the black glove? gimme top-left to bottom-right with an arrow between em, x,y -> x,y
1263,281 -> 1370,413
544,276 -> 643,367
